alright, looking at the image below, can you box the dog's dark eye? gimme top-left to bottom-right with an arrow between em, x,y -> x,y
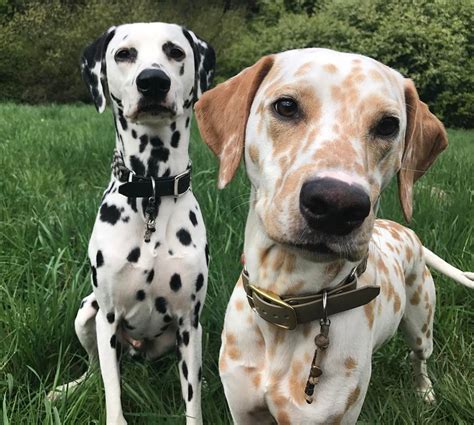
374,116 -> 399,137
115,48 -> 137,62
169,47 -> 185,61
163,42 -> 185,62
274,98 -> 298,118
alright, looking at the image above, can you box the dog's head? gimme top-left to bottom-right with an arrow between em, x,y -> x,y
81,23 -> 215,124
195,49 -> 447,262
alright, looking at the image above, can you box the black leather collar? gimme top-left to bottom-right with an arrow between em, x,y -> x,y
118,164 -> 191,198
111,149 -> 192,198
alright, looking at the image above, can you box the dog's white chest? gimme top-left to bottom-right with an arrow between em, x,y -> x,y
88,189 -> 207,339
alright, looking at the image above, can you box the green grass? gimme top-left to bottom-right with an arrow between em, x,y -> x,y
0,103 -> 472,424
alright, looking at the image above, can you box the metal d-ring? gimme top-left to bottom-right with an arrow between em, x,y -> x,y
150,176 -> 156,199
321,290 -> 330,326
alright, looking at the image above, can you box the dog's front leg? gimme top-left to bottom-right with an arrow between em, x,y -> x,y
177,316 -> 203,425
96,310 -> 126,425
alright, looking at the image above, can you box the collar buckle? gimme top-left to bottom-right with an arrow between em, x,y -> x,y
173,162 -> 192,197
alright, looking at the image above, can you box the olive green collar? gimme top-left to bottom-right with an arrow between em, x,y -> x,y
242,257 -> 379,330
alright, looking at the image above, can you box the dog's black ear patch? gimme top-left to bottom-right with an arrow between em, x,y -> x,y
80,26 -> 116,113
182,28 -> 216,103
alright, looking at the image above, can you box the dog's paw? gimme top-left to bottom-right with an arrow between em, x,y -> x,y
47,388 -> 64,402
417,386 -> 436,404
463,271 -> 474,281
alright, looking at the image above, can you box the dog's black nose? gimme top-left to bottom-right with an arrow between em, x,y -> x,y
136,69 -> 171,98
299,177 -> 371,235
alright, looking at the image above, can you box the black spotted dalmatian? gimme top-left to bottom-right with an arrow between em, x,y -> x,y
48,23 -> 214,425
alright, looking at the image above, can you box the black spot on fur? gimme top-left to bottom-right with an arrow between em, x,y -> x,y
131,129 -> 137,138
147,156 -> 160,177
155,296 -> 167,313
189,210 -> 198,226
193,301 -> 201,328
164,314 -> 172,323
171,131 -> 180,148
178,317 -> 184,326
169,250 -> 174,256
150,145 -> 170,162
195,273 -> 204,292
170,273 -> 182,291
96,250 -> 104,267
130,155 -> 146,176
91,265 -> 98,287
182,361 -> 188,379
185,117 -> 190,128
127,196 -> 138,213
100,203 -> 121,225
188,383 -> 193,401
154,241 -> 161,249
182,331 -> 190,346
136,290 -> 146,301
139,135 -> 149,153
110,335 -> 116,348
110,93 -> 123,108
107,312 -> 115,323
170,122 -> 176,131
176,330 -> 182,346
162,168 -> 170,177
127,247 -> 141,262
161,323 -> 170,331
118,109 -> 128,130
176,345 -> 182,361
146,269 -> 154,284
80,299 -> 86,308
180,64 -> 185,75
176,228 -> 192,246
198,366 -> 202,382
150,136 -> 163,147
91,300 -> 99,310
205,244 -> 210,266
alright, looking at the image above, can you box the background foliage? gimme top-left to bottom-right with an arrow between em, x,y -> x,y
0,0 -> 473,127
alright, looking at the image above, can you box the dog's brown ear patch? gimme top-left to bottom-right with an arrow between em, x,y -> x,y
195,56 -> 274,188
398,79 -> 448,221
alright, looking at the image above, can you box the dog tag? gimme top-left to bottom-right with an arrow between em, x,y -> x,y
144,196 -> 157,242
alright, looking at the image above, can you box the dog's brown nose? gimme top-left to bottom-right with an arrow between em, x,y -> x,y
299,178 -> 370,235
136,69 -> 171,98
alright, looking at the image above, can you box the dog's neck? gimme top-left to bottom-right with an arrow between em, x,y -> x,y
243,191 -> 359,296
112,103 -> 193,179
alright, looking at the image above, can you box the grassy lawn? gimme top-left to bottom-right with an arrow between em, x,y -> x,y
0,103 -> 472,424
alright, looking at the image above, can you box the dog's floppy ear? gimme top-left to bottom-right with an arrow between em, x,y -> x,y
80,26 -> 116,113
182,27 -> 216,102
398,79 -> 448,221
195,56 -> 274,188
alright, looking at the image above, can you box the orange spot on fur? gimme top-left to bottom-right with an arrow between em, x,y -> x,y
323,63 -> 338,74
345,357 -> 357,370
410,291 -> 421,305
364,301 -> 375,329
235,299 -> 244,311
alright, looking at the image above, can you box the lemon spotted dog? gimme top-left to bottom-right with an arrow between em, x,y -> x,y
195,49 -> 473,424
48,23 -> 214,425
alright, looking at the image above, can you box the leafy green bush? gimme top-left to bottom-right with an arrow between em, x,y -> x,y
0,0 -> 248,103
0,0 -> 472,127
223,0 -> 473,128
